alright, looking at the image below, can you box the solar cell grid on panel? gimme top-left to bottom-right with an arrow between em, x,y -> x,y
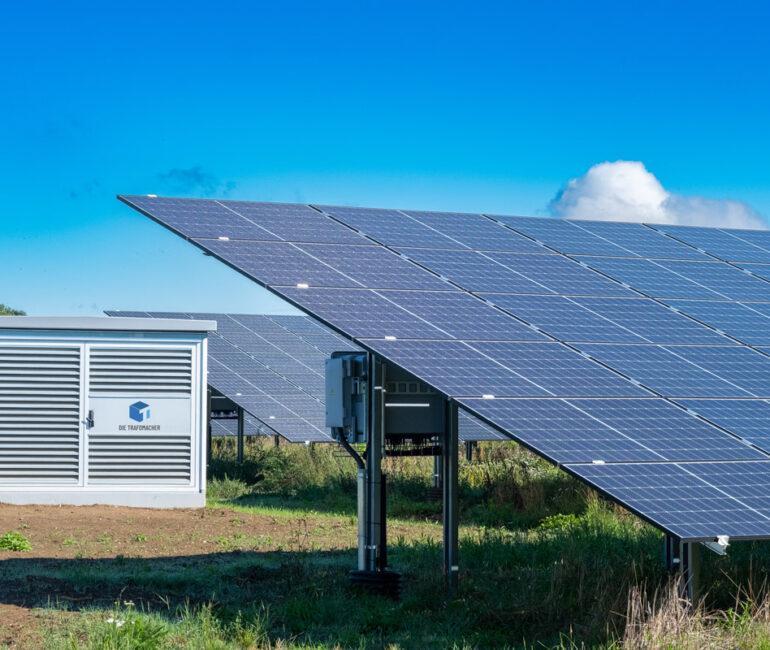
575,343 -> 750,398
569,221 -> 711,260
198,239 -> 359,289
664,300 -> 770,345
666,345 -> 770,398
727,229 -> 770,254
492,214 -> 632,256
477,294 -> 644,343
278,287 -> 451,339
221,200 -> 368,245
360,338 -> 549,398
402,210 -> 548,253
316,205 -> 464,249
650,224 -> 770,264
460,397 -> 660,463
737,263 -> 770,285
485,253 -> 634,297
396,248 -> 551,294
471,341 -> 646,397
657,260 -> 770,302
580,257 -> 722,299
296,243 -> 453,291
457,409 -> 509,441
379,290 -> 546,342
567,398 -> 763,462
565,461 -> 770,540
675,399 -> 770,453
572,297 -> 729,345
685,462 -> 770,520
122,196 -> 281,241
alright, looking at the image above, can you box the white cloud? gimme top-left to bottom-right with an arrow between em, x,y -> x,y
549,161 -> 767,230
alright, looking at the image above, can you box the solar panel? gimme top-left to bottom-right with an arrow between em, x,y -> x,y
570,221 -> 711,260
316,205 -> 464,249
649,224 -> 770,264
197,239 -> 359,289
580,257 -> 722,299
736,263 -> 770,284
567,398 -> 762,462
360,338 -> 550,398
575,343 -> 750,398
675,399 -> 770,452
278,288 -> 453,339
478,294 -> 644,343
491,215 -> 631,256
684,461 -> 770,521
378,290 -> 546,341
484,253 -> 634,297
667,345 -> 770,398
296,243 -> 453,290
403,210 -> 548,253
220,200 -> 368,245
656,260 -> 770,302
564,461 -> 770,540
397,248 -> 551,294
664,299 -> 770,346
121,195 -> 770,540
726,229 -> 770,254
572,297 -> 729,345
123,196 -> 283,241
460,398 -> 662,464
470,342 -> 646,397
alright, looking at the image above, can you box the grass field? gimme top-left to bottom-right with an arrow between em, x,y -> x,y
2,439 -> 770,648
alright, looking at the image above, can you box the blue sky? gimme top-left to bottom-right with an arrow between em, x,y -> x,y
3,1 -> 770,315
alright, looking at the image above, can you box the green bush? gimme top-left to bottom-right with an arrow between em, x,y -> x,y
0,530 -> 32,551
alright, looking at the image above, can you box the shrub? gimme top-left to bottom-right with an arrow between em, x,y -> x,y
0,530 -> 32,551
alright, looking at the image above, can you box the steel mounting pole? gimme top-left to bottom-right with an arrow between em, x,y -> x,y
236,406 -> 245,464
443,399 -> 459,594
366,354 -> 386,572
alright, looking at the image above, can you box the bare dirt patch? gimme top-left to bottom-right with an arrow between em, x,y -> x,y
0,503 -> 355,560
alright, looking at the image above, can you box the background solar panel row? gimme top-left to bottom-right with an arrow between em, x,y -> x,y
107,309 -> 503,442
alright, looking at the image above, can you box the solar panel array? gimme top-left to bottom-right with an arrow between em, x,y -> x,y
120,195 -> 770,541
106,310 -> 504,444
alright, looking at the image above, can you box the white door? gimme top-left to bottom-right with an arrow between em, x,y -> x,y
84,344 -> 195,485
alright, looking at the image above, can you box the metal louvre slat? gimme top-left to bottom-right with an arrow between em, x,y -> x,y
89,347 -> 193,398
0,344 -> 81,483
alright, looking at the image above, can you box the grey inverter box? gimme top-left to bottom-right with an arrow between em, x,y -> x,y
0,317 -> 215,508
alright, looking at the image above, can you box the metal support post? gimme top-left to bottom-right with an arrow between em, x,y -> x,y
274,434 -> 280,448
443,399 -> 459,594
366,354 -> 386,572
664,534 -> 680,573
679,541 -> 700,604
236,406 -> 245,464
464,440 -> 476,462
433,453 -> 443,489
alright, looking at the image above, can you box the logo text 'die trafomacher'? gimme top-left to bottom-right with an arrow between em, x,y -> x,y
119,423 -> 161,431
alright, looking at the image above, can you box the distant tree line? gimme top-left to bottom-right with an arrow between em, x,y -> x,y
0,304 -> 25,316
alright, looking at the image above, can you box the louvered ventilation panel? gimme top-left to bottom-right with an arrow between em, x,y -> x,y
0,346 -> 81,483
89,347 -> 192,395
88,347 -> 193,484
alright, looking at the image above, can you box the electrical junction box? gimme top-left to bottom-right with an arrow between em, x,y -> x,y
326,351 -> 368,444
325,352 -> 445,443
0,317 -> 215,508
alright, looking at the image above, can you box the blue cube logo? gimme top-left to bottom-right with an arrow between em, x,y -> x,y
129,401 -> 151,423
